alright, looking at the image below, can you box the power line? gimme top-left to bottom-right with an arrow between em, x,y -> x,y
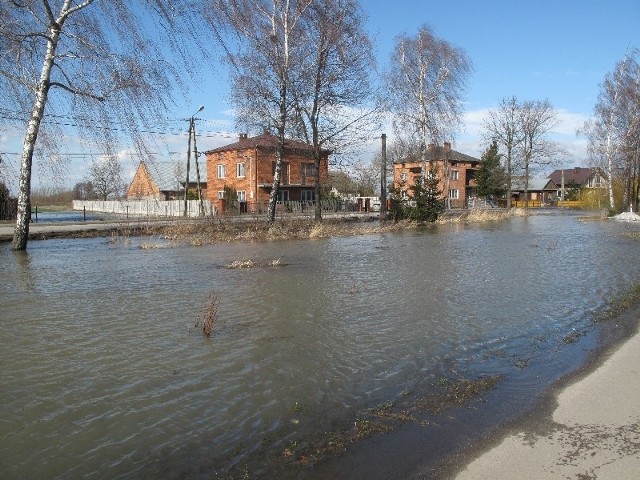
0,108 -> 235,139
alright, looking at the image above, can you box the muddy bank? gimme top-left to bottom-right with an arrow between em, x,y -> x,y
0,209 -> 515,244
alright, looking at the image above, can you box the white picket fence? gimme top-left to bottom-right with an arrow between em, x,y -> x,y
72,199 -> 214,218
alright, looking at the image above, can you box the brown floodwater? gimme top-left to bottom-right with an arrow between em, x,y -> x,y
1,211 -> 639,479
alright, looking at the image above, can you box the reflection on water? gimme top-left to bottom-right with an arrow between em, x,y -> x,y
1,212 -> 639,479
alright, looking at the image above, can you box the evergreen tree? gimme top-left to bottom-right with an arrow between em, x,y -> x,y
408,164 -> 445,222
475,141 -> 507,201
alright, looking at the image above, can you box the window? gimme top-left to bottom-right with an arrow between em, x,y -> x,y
217,191 -> 225,199
236,162 -> 245,178
301,163 -> 316,178
217,164 -> 225,178
237,190 -> 246,202
272,161 -> 290,185
277,190 -> 289,202
449,189 -> 459,199
301,190 -> 315,202
588,176 -> 602,188
400,172 -> 408,182
450,170 -> 459,181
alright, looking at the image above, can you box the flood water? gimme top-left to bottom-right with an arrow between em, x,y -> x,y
1,212 -> 639,479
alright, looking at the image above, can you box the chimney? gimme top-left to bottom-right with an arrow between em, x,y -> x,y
444,142 -> 451,152
427,143 -> 435,151
239,133 -> 248,141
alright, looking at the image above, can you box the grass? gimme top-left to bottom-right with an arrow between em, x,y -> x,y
595,283 -> 640,322
194,293 -> 219,337
271,373 -> 504,473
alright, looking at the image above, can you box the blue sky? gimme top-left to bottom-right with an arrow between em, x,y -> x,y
1,0 -> 638,190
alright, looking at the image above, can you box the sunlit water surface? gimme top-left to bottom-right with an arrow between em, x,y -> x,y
1,212 -> 639,479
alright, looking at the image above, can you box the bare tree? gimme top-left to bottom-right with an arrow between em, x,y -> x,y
384,25 -> 471,190
518,99 -> 561,208
482,97 -> 560,208
89,156 -> 123,200
213,0 -> 312,226
482,96 -> 523,208
582,49 -> 640,212
0,0 -> 213,250
289,0 -> 379,221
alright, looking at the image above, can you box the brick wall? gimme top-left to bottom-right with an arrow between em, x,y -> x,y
205,146 -> 328,212
127,163 -> 161,199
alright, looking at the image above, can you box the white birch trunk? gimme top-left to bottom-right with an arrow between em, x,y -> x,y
12,0 -> 92,250
12,17 -> 62,249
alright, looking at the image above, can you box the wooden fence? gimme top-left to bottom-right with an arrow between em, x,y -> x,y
72,199 -> 214,218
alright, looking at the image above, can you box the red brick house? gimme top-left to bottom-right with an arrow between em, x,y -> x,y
393,143 -> 481,208
204,132 -> 329,212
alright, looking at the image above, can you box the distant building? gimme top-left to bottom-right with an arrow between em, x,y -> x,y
392,142 -> 481,208
204,132 -> 329,212
510,177 -> 558,206
547,167 -> 607,200
127,161 -> 206,200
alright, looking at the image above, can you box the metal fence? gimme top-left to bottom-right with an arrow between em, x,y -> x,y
72,199 -> 214,218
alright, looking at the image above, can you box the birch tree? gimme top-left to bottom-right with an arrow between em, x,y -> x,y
213,0 -> 312,226
582,50 -> 640,212
482,96 -> 523,208
384,25 -> 471,193
518,99 -> 561,208
289,0 -> 378,221
0,0 -> 213,250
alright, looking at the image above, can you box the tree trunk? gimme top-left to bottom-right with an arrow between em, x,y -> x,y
267,80 -> 287,227
506,149 -> 512,209
12,19 -> 62,250
314,149 -> 322,221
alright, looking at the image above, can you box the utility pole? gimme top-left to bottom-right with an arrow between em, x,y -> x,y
192,119 -> 205,216
380,133 -> 387,219
184,105 -> 204,217
183,121 -> 192,217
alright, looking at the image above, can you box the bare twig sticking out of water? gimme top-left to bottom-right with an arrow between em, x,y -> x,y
195,294 -> 219,338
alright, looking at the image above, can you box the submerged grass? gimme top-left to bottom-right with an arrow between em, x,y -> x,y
595,282 -> 640,322
274,374 -> 504,472
194,293 -> 219,338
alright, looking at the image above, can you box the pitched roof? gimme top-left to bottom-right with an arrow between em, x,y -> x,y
393,144 -> 480,165
204,132 -> 330,155
547,167 -> 602,186
511,177 -> 558,191
142,160 -> 206,192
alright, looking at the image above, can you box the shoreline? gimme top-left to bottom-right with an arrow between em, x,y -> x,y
435,302 -> 640,479
0,209 -> 518,244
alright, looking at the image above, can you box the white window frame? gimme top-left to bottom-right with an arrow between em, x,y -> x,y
217,191 -> 225,199
450,170 -> 459,181
301,190 -> 315,202
449,189 -> 459,199
237,190 -> 246,202
400,172 -> 408,182
236,162 -> 245,178
217,164 -> 225,178
277,190 -> 289,202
